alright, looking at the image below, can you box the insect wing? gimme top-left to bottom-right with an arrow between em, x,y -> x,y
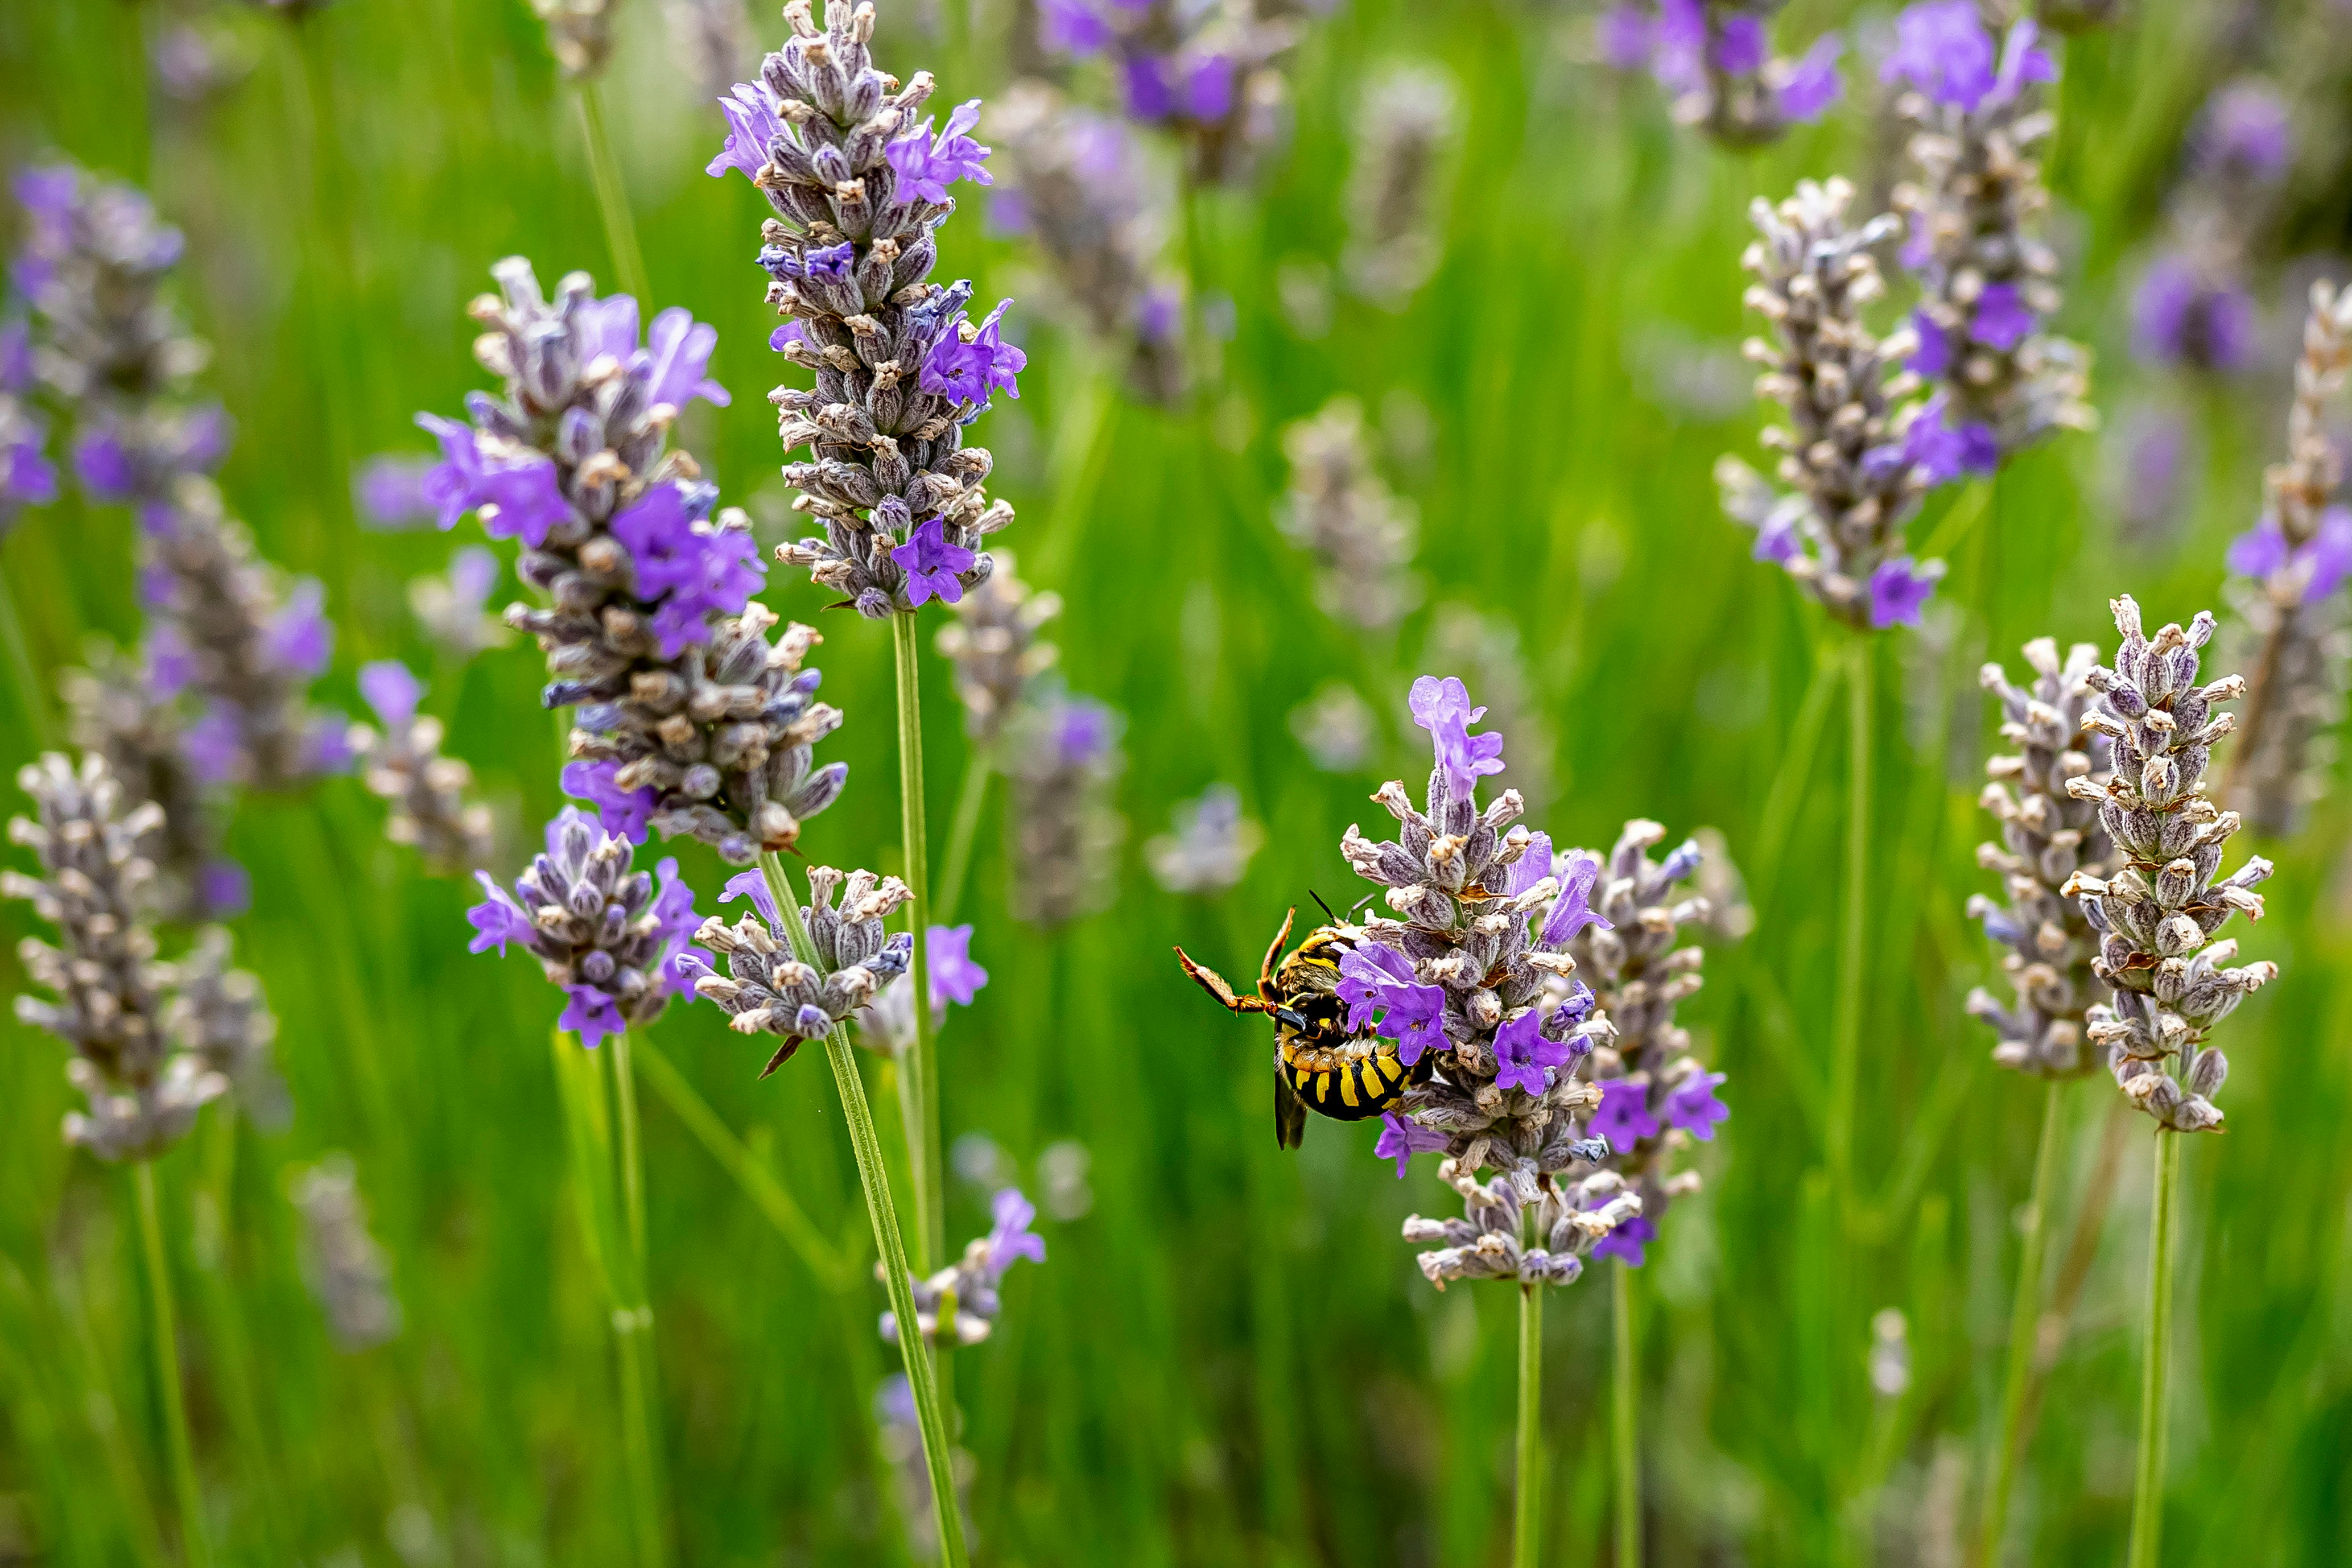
1273,1064 -> 1308,1150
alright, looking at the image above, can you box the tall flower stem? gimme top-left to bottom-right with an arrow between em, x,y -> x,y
760,852 -> 969,1568
1827,633 -> 1872,1196
1514,1282 -> 1545,1568
612,1031 -> 650,1277
892,612 -> 944,1274
550,1030 -> 669,1568
0,574 -> 52,748
133,1162 -> 210,1568
2127,1131 -> 2182,1568
1612,1262 -> 1640,1568
1976,1079 -> 2067,1568
576,81 -> 651,305
934,755 -> 991,929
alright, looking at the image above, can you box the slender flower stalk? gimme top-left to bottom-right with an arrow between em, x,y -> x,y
2061,596 -> 2277,1568
1612,1260 -> 1639,1568
734,851 -> 968,1568
1966,636 -> 2116,1567
2219,280 -> 2352,833
1515,1280 -> 1544,1568
136,1160 -> 212,1568
467,808 -> 699,1563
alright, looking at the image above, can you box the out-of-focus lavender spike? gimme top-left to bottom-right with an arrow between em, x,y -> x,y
1342,64 -> 1459,305
165,925 -> 288,1128
408,545 -> 514,661
1277,398 -> 1420,633
350,661 -> 497,875
4,753 -> 226,1161
2220,280 -> 2352,834
1145,783 -> 1262,896
1966,637 -> 2116,1076
61,647 -> 237,921
1035,0 -> 1300,182
533,0 -> 620,79
1597,0 -> 1845,148
662,0 -> 756,101
1289,682 -> 1376,773
290,1154 -> 403,1352
1885,2 -> 2093,467
878,1185 -> 1043,1344
1002,688 -> 1125,927
934,552 -> 1061,749
987,84 -> 1187,405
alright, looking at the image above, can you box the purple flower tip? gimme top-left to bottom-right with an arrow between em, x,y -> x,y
927,923 -> 990,1010
1867,555 -> 1945,629
1590,1078 -> 1661,1152
889,515 -> 978,607
1592,1214 -> 1657,1266
1408,674 -> 1507,802
1374,1111 -> 1449,1178
357,660 -> 423,730
985,1186 -> 1047,1275
1665,1070 -> 1730,1140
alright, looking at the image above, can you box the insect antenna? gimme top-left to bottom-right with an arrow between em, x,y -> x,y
1309,889 -> 1339,924
1349,891 -> 1378,918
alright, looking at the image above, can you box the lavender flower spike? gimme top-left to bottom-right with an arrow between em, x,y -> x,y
1035,0 -> 1299,183
425,261 -> 844,865
1571,821 -> 1725,1264
531,0 -> 620,78
684,864 -> 914,1076
291,1154 -> 403,1352
2062,598 -> 2276,1133
1966,638 -> 2116,1076
879,1185 -> 1045,1346
467,807 -> 706,1051
1278,398 -> 1421,632
2220,280 -> 2352,835
4,753 -> 226,1160
1605,0 -> 1845,148
1005,688 -> 1127,927
986,86 -> 1188,405
1145,783 -> 1264,896
1886,2 -> 2093,465
934,552 -> 1061,748
721,0 -> 1021,619
1716,178 -> 1943,630
349,661 -> 497,874
1343,64 -> 1460,305
1338,675 -> 1619,1202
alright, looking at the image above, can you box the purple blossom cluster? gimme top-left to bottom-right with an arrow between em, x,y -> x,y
1570,822 -> 1728,1268
1037,0 -> 1298,181
1597,0 -> 1842,146
1716,179 -> 1947,631
7,161 -> 346,907
1885,2 -> 2091,464
419,259 -> 845,865
880,1186 -> 1046,1345
712,1 -> 1025,619
467,807 -> 706,1050
854,922 -> 992,1055
1328,674 -> 1648,1290
682,864 -> 914,1076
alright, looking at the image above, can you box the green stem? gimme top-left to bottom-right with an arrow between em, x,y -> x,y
1827,634 -> 1872,1193
134,1162 -> 210,1568
577,81 -> 651,304
892,613 -> 943,1275
1514,1282 -> 1544,1568
612,1311 -> 669,1568
1976,1079 -> 2066,1568
612,1030 -> 650,1289
1744,648 -> 1839,918
633,1038 -> 851,1288
0,572 -> 52,749
1613,1263 -> 1639,1568
761,853 -> 969,1568
934,754 -> 991,929
2127,1131 -> 2182,1568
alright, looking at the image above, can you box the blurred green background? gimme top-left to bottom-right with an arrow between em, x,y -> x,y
3,0 -> 2350,1563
